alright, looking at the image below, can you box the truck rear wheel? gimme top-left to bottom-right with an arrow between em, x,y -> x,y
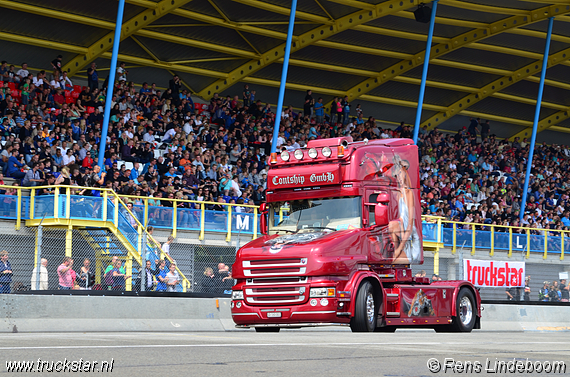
350,281 -> 377,332
255,327 -> 280,332
451,288 -> 476,332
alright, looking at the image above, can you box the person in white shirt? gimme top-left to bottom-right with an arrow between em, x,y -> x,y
143,129 -> 155,143
60,72 -> 73,90
162,236 -> 174,258
291,138 -> 300,150
162,126 -> 178,142
62,149 -> 75,166
50,75 -> 62,90
276,133 -> 285,147
117,62 -> 128,82
31,258 -> 48,290
33,71 -> 45,88
183,120 -> 193,136
16,63 -> 29,82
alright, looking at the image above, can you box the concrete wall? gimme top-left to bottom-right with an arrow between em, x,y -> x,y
1,295 -> 568,333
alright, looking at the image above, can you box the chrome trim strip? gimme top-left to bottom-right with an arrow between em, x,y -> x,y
246,296 -> 305,304
244,267 -> 306,277
243,260 -> 305,268
232,312 -> 261,317
386,293 -> 399,297
291,311 -> 336,316
386,312 -> 400,316
247,277 -> 308,285
245,288 -> 300,296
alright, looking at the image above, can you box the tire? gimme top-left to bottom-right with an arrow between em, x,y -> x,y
255,327 -> 280,333
350,281 -> 377,332
450,288 -> 476,332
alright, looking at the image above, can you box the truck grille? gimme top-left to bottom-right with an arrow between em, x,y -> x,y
242,260 -> 308,305
243,258 -> 307,277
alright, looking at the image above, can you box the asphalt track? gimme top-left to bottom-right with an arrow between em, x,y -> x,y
1,331 -> 569,377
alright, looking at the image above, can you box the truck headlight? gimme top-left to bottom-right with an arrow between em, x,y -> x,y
232,290 -> 244,300
280,151 -> 290,161
309,287 -> 335,297
308,148 -> 318,159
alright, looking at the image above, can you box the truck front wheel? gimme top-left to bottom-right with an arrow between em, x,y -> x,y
350,281 -> 377,332
451,288 -> 476,332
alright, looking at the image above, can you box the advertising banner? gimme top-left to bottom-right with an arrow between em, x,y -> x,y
463,259 -> 525,287
268,164 -> 341,190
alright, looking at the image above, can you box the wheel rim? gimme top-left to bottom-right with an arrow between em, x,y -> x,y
366,293 -> 375,325
459,296 -> 472,326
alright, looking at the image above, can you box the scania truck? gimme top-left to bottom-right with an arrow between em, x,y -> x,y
231,137 -> 481,332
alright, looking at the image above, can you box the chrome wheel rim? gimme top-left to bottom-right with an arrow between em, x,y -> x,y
366,293 -> 375,325
459,296 -> 472,326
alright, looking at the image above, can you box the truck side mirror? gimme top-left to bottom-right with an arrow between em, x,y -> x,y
374,204 -> 389,226
376,192 -> 390,203
259,203 -> 268,235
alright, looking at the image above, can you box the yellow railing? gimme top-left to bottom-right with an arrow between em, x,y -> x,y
0,185 -> 566,261
423,215 -> 566,261
2,184 -> 192,291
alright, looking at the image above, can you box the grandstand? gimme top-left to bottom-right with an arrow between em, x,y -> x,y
0,0 -> 568,302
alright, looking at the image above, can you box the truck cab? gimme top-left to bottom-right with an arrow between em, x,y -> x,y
231,137 -> 480,332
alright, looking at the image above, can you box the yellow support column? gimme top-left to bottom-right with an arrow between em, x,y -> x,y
65,187 -> 71,219
253,207 -> 258,240
226,205 -> 232,242
433,250 -> 439,275
490,226 -> 495,257
172,200 -> 177,238
114,197 -> 119,228
125,256 -> 133,291
144,197 -> 149,227
102,190 -> 108,221
508,228 -> 513,257
95,250 -> 102,284
65,224 -> 72,257
471,224 -> 476,256
53,187 -> 59,218
452,223 -> 456,254
199,203 -> 205,241
30,188 -> 35,220
16,187 -> 21,230
542,229 -> 548,259
560,231 -> 564,260
526,229 -> 531,259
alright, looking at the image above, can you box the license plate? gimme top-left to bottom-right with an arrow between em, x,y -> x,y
267,312 -> 282,318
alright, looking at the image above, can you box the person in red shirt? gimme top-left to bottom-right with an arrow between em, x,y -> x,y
53,88 -> 65,109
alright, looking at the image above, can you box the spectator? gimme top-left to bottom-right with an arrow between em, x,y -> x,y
111,260 -> 131,291
165,263 -> 180,292
155,259 -> 168,292
0,250 -> 13,293
87,62 -> 98,90
202,266 -> 217,293
78,258 -> 94,290
560,279 -> 569,302
57,257 -> 74,290
143,260 -> 155,291
31,257 -> 48,290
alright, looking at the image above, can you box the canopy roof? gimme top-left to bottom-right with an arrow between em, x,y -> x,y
2,0 -> 570,143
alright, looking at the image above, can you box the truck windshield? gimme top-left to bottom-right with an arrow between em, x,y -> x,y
269,197 -> 361,234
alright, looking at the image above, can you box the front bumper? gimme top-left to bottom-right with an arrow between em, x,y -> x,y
231,298 -> 351,327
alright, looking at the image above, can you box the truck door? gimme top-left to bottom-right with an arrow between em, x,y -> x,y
365,189 -> 394,264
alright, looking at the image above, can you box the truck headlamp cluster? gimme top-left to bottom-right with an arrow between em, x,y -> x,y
280,151 -> 290,161
309,287 -> 335,297
231,290 -> 244,300
308,148 -> 318,159
322,147 -> 332,158
294,149 -> 304,160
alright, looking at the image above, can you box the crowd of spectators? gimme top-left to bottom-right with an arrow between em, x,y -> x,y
2,56 -> 570,236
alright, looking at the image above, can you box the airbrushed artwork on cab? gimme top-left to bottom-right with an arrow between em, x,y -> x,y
264,232 -> 327,254
401,289 -> 436,317
361,149 -> 422,264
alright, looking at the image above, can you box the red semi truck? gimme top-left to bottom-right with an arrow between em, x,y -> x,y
231,137 -> 481,332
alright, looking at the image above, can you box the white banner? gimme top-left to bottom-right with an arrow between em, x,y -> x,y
463,259 -> 525,287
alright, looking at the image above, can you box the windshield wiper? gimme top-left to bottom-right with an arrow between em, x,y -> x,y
303,226 -> 336,232
275,229 -> 297,234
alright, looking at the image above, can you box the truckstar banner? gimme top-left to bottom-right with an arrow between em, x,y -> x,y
463,259 -> 525,287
